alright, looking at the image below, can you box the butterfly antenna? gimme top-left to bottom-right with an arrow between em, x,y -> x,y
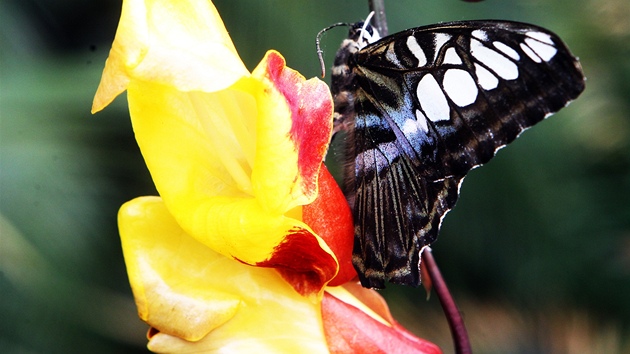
357,11 -> 376,45
316,22 -> 351,78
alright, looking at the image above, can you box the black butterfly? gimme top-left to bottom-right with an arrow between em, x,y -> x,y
329,20 -> 585,289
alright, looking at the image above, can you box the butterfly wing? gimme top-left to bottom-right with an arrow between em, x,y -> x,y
345,20 -> 585,288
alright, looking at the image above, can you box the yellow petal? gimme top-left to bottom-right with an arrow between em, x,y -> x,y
119,197 -> 241,341
97,0 -> 338,294
118,196 -> 329,353
125,54 -> 338,294
93,0 -> 248,113
126,78 -> 306,262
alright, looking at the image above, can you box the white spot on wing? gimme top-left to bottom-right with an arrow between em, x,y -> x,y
433,33 -> 452,61
417,74 -> 450,122
443,47 -> 462,64
520,43 -> 542,63
415,110 -> 429,133
406,35 -> 427,67
443,69 -> 478,107
471,38 -> 518,80
472,29 -> 488,41
524,37 -> 557,62
402,118 -> 419,135
493,41 -> 520,60
474,63 -> 499,90
526,31 -> 554,45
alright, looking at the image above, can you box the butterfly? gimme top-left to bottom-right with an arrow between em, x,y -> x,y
329,19 -> 585,289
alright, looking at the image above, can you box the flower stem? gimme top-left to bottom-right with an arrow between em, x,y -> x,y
368,0 -> 389,36
421,247 -> 472,354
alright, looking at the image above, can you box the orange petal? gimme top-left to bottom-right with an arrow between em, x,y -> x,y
322,289 -> 442,354
304,165 -> 356,286
256,225 -> 337,297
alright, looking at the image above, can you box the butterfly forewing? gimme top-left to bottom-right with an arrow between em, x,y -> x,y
332,20 -> 585,288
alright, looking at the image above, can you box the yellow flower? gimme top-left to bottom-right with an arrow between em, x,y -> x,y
93,0 -> 344,296
93,0 -> 441,352
118,196 -> 330,351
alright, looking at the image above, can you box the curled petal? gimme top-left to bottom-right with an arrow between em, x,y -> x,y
323,286 -> 442,354
119,197 -> 329,352
251,51 -> 334,212
92,0 -> 248,112
248,53 -> 338,293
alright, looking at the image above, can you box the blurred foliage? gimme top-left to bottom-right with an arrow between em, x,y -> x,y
1,0 -> 629,353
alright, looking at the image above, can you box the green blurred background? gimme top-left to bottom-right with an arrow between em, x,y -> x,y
1,0 -> 628,353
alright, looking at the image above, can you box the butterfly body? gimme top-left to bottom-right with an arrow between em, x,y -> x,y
331,20 -> 585,289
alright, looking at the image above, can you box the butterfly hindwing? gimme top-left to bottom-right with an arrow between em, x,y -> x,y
331,20 -> 585,288
349,81 -> 462,288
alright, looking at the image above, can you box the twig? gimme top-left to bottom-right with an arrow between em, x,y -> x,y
368,0 -> 388,36
421,247 -> 472,354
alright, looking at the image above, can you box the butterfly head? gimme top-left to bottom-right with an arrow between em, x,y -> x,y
350,21 -> 381,50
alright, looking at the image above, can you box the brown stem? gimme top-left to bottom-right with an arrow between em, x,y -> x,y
368,0 -> 388,36
421,247 -> 472,354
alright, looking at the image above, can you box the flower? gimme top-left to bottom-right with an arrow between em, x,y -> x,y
92,0 -> 354,296
93,0 -> 441,352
